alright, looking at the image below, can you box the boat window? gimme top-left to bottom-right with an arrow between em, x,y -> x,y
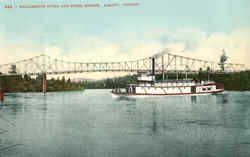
207,87 -> 211,90
202,88 -> 206,91
132,86 -> 136,93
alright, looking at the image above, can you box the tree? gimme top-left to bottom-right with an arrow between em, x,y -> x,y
219,49 -> 228,71
61,76 -> 66,88
199,67 -> 203,72
9,64 -> 17,74
36,73 -> 43,81
66,78 -> 72,89
206,66 -> 211,80
62,76 -> 66,83
23,74 -> 31,81
198,68 -> 203,79
206,66 -> 211,72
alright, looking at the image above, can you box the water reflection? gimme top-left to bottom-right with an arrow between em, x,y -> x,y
0,101 -> 4,108
152,104 -> 157,133
222,94 -> 229,104
0,95 -> 23,155
191,96 -> 197,104
114,96 -> 136,102
0,90 -> 249,157
41,94 -> 48,112
215,93 -> 229,104
125,102 -> 137,114
41,95 -> 48,130
0,94 -> 21,115
143,103 -> 161,135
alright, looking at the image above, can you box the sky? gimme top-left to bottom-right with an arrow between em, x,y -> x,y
0,0 -> 250,79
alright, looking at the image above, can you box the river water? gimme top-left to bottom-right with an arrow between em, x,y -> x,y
0,90 -> 250,157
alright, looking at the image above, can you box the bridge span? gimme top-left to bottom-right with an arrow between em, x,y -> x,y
0,49 -> 245,76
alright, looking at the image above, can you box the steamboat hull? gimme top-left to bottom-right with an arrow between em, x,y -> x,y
111,89 -> 224,98
111,83 -> 224,98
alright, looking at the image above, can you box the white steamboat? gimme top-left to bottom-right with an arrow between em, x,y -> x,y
111,74 -> 224,98
111,58 -> 224,98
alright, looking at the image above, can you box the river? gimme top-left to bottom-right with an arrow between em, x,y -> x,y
0,90 -> 250,157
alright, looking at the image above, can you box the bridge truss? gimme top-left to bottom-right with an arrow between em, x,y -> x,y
0,49 -> 245,76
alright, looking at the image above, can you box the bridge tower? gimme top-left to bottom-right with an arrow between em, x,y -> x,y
42,73 -> 47,94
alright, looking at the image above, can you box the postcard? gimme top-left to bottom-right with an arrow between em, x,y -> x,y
0,1 -> 250,157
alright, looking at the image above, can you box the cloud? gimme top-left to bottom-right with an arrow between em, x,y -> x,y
61,27 -> 250,68
184,28 -> 250,67
44,46 -> 62,58
1,27 -> 250,79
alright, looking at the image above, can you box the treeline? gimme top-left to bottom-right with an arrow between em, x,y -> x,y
83,70 -> 250,91
178,70 -> 250,91
209,71 -> 250,91
1,71 -> 249,92
0,74 -> 83,93
83,75 -> 137,89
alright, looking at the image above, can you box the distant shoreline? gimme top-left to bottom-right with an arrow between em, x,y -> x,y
83,71 -> 250,91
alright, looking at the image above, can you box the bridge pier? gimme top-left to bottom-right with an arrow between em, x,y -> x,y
42,73 -> 47,94
0,87 -> 4,101
0,79 -> 4,101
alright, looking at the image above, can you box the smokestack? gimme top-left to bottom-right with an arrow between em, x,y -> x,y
152,58 -> 155,76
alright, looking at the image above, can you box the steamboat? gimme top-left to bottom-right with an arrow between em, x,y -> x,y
111,58 -> 224,98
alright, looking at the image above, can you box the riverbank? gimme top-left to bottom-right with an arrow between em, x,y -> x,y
0,75 -> 83,93
1,71 -> 249,92
83,71 -> 250,91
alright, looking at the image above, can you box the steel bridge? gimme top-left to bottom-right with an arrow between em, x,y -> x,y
0,49 -> 246,76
